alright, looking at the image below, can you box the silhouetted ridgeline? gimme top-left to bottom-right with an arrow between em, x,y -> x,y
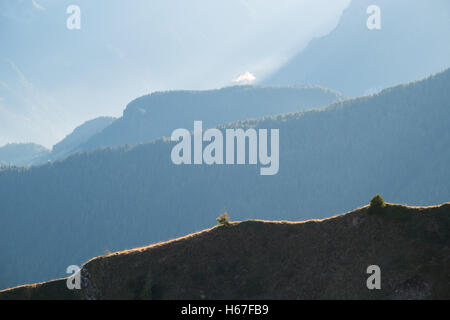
0,69 -> 449,289
1,203 -> 449,299
76,85 -> 342,152
50,117 -> 117,162
265,0 -> 450,96
2,87 -> 339,167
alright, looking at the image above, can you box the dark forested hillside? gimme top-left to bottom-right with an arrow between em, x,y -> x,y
2,203 -> 449,300
0,69 -> 449,290
264,0 -> 450,96
76,85 -> 342,152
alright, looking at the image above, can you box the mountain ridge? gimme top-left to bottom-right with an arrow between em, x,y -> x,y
50,116 -> 116,161
0,68 -> 449,290
264,0 -> 450,96
1,202 -> 449,300
77,85 -> 343,152
0,86 -> 342,166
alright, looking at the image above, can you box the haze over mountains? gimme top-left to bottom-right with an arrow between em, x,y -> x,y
1,0 -> 450,297
0,143 -> 49,167
76,85 -> 342,152
0,0 -> 350,147
0,86 -> 341,166
49,117 -> 116,162
0,0 -> 450,148
1,68 -> 449,289
0,117 -> 116,166
264,0 -> 450,96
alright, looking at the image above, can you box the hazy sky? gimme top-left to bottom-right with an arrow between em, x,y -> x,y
0,0 -> 350,147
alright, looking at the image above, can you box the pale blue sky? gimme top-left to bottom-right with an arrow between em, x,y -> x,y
0,0 -> 350,147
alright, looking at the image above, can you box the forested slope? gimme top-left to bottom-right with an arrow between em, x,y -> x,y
0,69 -> 449,289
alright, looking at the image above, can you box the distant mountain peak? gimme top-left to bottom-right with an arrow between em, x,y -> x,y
264,0 -> 450,96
